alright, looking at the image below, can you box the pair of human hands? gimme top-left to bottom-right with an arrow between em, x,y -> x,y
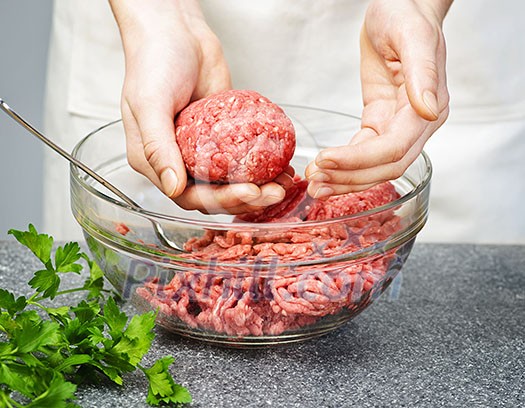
110,0 -> 451,215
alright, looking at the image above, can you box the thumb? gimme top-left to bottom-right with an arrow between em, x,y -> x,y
136,107 -> 188,199
400,25 -> 442,121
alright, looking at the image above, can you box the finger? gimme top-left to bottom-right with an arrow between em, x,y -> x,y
304,127 -> 376,180
218,183 -> 286,215
273,171 -> 295,189
122,101 -> 163,190
358,97 -> 398,141
305,162 -> 327,182
174,182 -> 284,214
126,142 -> 163,189
284,165 -> 295,177
243,182 -> 286,207
315,105 -> 427,171
359,22 -> 399,127
434,30 -> 450,118
399,20 -> 443,121
175,182 -> 260,212
307,180 -> 378,199
349,126 -> 379,146
130,100 -> 188,199
308,163 -> 401,187
307,132 -> 428,187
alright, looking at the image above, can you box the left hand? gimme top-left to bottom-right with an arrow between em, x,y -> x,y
110,0 -> 289,215
306,0 -> 452,198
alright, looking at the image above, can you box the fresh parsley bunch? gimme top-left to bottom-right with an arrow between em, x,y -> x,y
0,225 -> 191,407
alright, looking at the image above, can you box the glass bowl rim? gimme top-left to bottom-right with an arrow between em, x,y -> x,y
70,105 -> 432,230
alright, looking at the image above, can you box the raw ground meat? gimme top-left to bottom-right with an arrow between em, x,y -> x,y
234,178 -> 310,223
175,89 -> 296,185
136,180 -> 403,337
115,222 -> 130,236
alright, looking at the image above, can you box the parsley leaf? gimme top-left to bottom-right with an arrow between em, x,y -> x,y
1,225 -> 192,407
112,311 -> 156,366
8,224 -> 53,265
26,373 -> 77,408
54,242 -> 83,274
28,268 -> 61,299
142,357 -> 192,406
0,288 -> 27,315
12,316 -> 61,353
103,296 -> 128,336
80,254 -> 106,299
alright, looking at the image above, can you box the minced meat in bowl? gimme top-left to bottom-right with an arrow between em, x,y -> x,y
70,106 -> 431,347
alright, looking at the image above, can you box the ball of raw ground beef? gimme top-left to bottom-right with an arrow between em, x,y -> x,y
175,89 -> 296,185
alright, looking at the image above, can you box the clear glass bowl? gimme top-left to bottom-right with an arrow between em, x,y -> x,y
70,105 -> 432,347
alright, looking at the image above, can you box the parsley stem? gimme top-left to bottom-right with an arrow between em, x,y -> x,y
30,287 -> 112,303
54,287 -> 113,297
27,300 -> 47,311
53,287 -> 90,297
0,391 -> 20,408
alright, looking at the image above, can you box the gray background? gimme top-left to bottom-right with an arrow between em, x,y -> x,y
0,1 -> 53,238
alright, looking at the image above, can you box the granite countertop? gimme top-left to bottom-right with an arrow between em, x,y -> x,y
1,241 -> 524,407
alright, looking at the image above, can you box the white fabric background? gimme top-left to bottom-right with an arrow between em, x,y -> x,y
43,0 -> 525,243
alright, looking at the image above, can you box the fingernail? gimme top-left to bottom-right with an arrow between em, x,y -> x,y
160,168 -> 179,197
280,176 -> 294,188
243,187 -> 261,200
317,159 -> 338,169
423,90 -> 439,119
314,186 -> 334,199
234,184 -> 261,201
308,171 -> 330,182
264,194 -> 284,205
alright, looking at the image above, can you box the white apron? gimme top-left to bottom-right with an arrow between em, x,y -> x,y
43,0 -> 525,243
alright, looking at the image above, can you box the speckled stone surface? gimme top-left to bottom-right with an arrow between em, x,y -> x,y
1,241 -> 524,408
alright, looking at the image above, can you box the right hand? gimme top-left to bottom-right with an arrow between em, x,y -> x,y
305,0 -> 451,198
110,0 -> 289,214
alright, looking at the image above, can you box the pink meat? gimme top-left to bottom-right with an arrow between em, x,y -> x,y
235,177 -> 311,223
305,182 -> 400,220
137,180 -> 403,337
115,223 -> 130,236
175,89 -> 296,185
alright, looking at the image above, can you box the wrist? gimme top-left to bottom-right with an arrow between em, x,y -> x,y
109,0 -> 205,36
109,0 -> 209,58
416,0 -> 454,24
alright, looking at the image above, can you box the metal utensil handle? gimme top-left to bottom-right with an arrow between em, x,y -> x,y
0,98 -> 139,209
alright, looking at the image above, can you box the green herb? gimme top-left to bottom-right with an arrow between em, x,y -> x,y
0,224 -> 191,407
